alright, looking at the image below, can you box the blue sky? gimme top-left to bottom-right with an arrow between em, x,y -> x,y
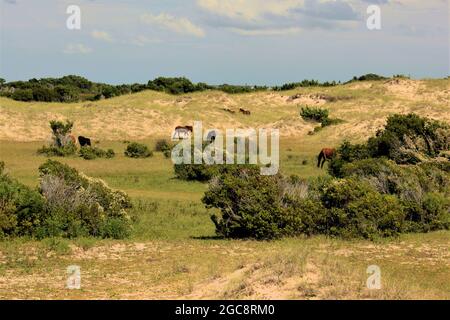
0,0 -> 448,85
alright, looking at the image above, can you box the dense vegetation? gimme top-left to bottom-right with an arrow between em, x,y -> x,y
37,120 -> 115,160
300,106 -> 344,133
203,114 -> 450,240
124,142 -> 153,158
0,160 -> 132,239
0,74 -> 392,102
37,120 -> 77,157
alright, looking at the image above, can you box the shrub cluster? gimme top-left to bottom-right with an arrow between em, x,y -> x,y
0,160 -> 132,239
37,120 -> 77,157
0,75 -> 148,102
273,79 -> 338,91
346,73 -> 387,83
79,146 -> 115,160
203,161 -> 450,240
125,142 -> 153,158
300,106 -> 343,133
0,162 -> 46,238
329,113 -> 450,176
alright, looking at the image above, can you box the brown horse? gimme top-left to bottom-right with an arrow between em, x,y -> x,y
317,148 -> 335,168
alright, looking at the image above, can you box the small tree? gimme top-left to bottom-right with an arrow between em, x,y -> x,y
49,120 -> 74,147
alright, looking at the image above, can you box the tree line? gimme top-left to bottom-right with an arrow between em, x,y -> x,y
0,73 -> 391,103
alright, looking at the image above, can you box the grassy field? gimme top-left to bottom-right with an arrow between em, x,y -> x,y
0,78 -> 449,299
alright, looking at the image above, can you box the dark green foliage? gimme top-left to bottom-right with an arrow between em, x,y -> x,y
367,113 -> 449,161
79,146 -> 115,160
273,79 -> 337,91
174,163 -> 221,182
0,75 -> 341,102
37,160 -> 132,238
37,144 -> 77,157
329,114 -> 450,174
99,217 -> 132,239
216,84 -> 268,94
348,73 -> 387,83
203,154 -> 449,240
37,120 -> 77,157
1,160 -> 133,239
203,166 -> 285,239
0,162 -> 46,237
155,139 -> 171,152
0,75 -> 147,102
124,142 -> 153,158
301,106 -> 344,134
148,77 -> 202,94
300,106 -> 329,122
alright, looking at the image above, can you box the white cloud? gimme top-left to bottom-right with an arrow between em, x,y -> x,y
91,30 -> 114,42
230,27 -> 302,36
130,35 -> 162,46
141,13 -> 205,38
63,43 -> 92,54
197,0 -> 305,22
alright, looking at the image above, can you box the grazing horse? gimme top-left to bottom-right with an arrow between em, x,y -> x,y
239,108 -> 251,115
172,126 -> 193,140
317,148 -> 335,168
78,136 -> 92,147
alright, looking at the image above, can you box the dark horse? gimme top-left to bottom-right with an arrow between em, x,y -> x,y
317,148 -> 335,168
78,136 -> 92,147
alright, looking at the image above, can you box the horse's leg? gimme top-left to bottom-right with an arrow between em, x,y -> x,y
317,152 -> 323,168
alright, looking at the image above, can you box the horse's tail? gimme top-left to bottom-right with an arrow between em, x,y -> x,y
317,150 -> 324,168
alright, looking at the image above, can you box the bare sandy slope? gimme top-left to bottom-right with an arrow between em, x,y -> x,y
0,78 -> 448,142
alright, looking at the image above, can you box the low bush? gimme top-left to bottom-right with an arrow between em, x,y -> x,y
154,139 -> 173,158
37,144 -> 77,157
79,146 -> 115,160
37,160 -> 132,238
300,106 -> 343,133
0,160 -> 134,239
0,161 -> 46,237
203,159 -> 449,240
203,166 -> 286,239
37,120 -> 77,157
125,142 -> 153,158
155,139 -> 171,152
300,106 -> 329,123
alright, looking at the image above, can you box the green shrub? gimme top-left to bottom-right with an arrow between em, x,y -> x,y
318,178 -> 405,239
300,106 -> 343,132
300,106 -> 329,123
99,217 -> 132,239
0,162 -> 46,237
37,160 -> 132,238
174,163 -> 221,182
37,144 -> 77,157
155,139 -> 173,158
203,166 -> 286,239
79,146 -> 115,160
367,113 -> 449,163
38,120 -> 77,157
202,160 -> 449,240
125,142 -> 153,158
155,139 -> 171,152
